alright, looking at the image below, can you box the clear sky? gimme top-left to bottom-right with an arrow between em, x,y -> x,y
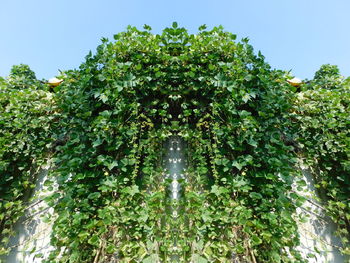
0,0 -> 349,80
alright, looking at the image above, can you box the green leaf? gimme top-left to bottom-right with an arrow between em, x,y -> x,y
122,185 -> 139,196
192,254 -> 208,263
88,192 -> 101,200
251,235 -> 262,245
88,235 -> 99,246
106,244 -> 117,254
107,160 -> 118,170
143,24 -> 152,31
98,74 -> 106,82
198,24 -> 207,31
92,138 -> 103,147
211,185 -> 229,196
249,192 -> 262,199
142,254 -> 158,263
232,161 -> 243,170
135,64 -> 142,70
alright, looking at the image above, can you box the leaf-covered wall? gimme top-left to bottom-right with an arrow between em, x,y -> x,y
1,24 -> 349,263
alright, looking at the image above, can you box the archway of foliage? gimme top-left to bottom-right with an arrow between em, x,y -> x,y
0,24 -> 349,263
45,23 -> 303,263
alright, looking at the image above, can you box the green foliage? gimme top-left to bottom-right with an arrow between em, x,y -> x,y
0,66 -> 56,256
42,24 -> 304,262
44,27 -> 171,261
8,64 -> 38,89
177,29 -> 303,260
1,25 -> 349,263
312,64 -> 343,90
293,67 -> 350,255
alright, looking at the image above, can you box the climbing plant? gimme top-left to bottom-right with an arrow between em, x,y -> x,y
43,24 -> 300,262
292,65 -> 350,255
172,26 -> 304,262
0,65 -> 56,256
1,24 -> 349,263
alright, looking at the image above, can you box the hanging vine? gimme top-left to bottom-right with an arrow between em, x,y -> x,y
0,65 -> 56,257
1,24 -> 349,263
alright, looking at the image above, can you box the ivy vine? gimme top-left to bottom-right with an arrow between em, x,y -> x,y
0,65 -> 56,256
0,24 -> 349,263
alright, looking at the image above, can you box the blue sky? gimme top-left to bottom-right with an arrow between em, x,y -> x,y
0,0 -> 349,80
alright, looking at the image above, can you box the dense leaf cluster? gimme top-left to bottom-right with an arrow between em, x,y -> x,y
44,24 -> 304,262
0,25 -> 349,263
293,67 -> 350,255
176,27 -> 303,262
0,65 -> 56,256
